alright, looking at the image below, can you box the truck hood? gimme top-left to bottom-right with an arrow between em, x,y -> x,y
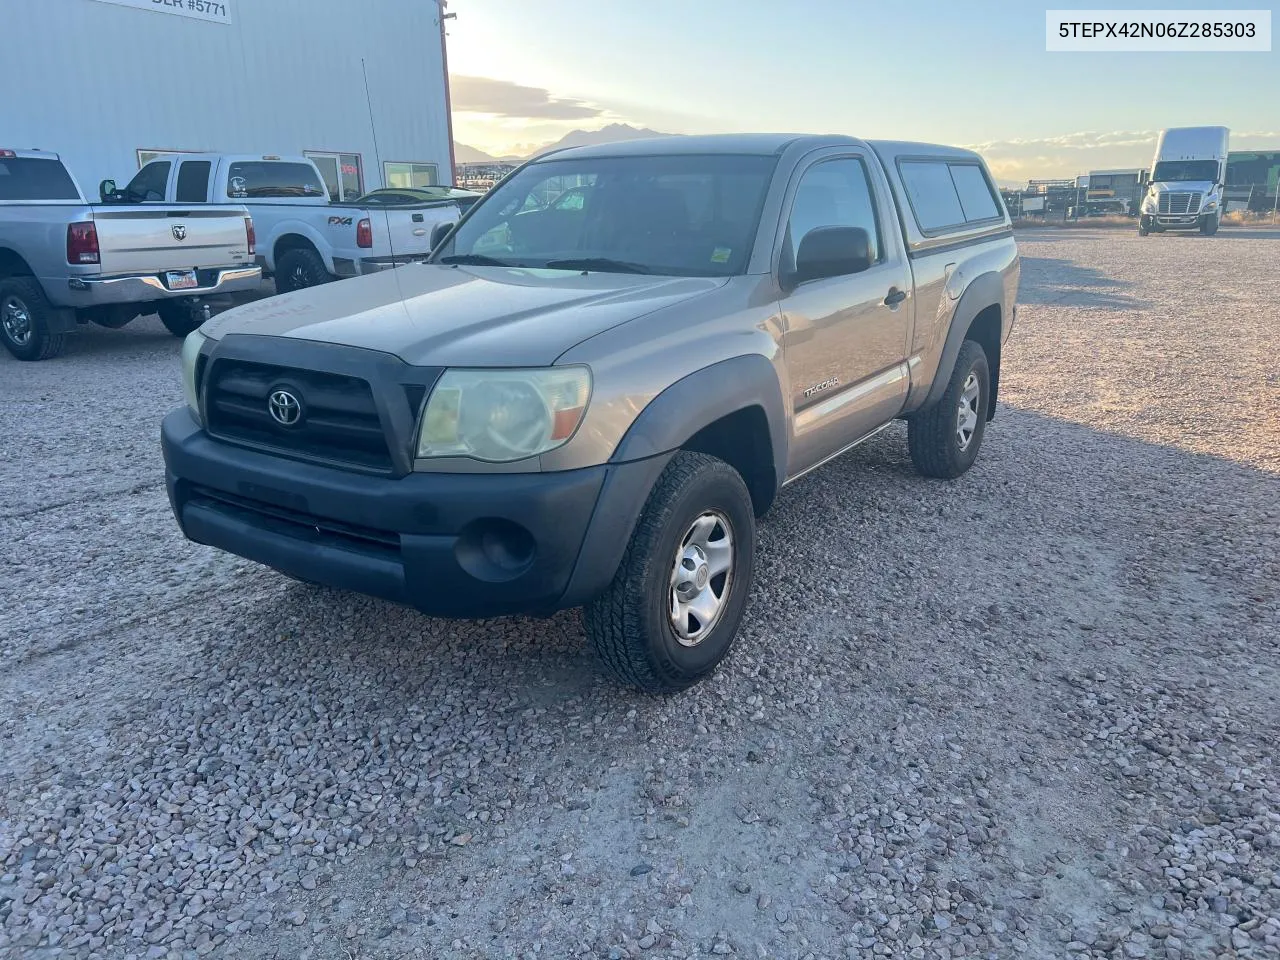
202,263 -> 725,366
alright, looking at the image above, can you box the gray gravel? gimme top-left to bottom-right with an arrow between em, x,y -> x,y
2,229 -> 1278,960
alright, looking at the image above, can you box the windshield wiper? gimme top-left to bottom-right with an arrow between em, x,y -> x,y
437,253 -> 513,266
543,257 -> 652,275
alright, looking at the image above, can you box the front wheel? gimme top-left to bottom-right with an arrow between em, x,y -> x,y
1200,213 -> 1219,236
1138,218 -> 1151,236
584,452 -> 756,693
0,277 -> 67,361
908,339 -> 991,479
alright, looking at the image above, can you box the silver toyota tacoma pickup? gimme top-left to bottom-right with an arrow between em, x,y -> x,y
0,150 -> 260,361
162,134 -> 1018,693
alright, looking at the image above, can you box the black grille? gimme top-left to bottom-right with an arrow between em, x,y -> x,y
187,485 -> 400,558
205,360 -> 392,471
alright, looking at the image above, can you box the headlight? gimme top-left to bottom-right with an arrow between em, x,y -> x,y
1141,195 -> 1157,212
416,367 -> 591,462
1203,199 -> 1218,211
181,329 -> 207,422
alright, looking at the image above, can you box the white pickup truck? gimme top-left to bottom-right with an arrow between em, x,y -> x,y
104,155 -> 462,292
0,149 -> 259,361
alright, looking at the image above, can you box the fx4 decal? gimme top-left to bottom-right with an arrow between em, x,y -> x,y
328,216 -> 354,226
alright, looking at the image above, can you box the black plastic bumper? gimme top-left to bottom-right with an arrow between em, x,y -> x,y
161,409 -> 669,617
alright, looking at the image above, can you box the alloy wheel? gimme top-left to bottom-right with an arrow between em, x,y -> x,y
956,372 -> 980,451
669,510 -> 734,646
1,296 -> 33,346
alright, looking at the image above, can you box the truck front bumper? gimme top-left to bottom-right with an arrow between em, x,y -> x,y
161,409 -> 668,618
65,265 -> 262,306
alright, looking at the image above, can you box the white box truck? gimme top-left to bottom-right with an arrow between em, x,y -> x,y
1139,127 -> 1229,236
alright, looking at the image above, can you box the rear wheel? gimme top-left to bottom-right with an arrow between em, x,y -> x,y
275,248 -> 331,293
584,452 -> 756,694
0,277 -> 66,361
908,340 -> 991,479
157,298 -> 207,338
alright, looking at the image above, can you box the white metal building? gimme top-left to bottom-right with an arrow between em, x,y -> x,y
1,0 -> 454,200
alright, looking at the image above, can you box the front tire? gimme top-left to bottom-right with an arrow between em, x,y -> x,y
908,339 -> 991,479
1200,213 -> 1219,236
0,277 -> 67,361
275,248 -> 331,293
585,452 -> 756,694
1138,218 -> 1151,236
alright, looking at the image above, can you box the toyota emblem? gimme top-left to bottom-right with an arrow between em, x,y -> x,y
268,389 -> 302,426
172,224 -> 187,241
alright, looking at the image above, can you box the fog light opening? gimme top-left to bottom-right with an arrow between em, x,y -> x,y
455,518 -> 537,583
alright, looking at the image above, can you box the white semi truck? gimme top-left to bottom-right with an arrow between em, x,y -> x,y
1139,127 -> 1229,236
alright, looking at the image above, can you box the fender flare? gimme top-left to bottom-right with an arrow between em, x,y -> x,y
609,354 -> 789,493
268,223 -> 331,274
921,271 -> 1004,409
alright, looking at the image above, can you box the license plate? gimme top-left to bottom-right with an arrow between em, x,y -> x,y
166,270 -> 198,290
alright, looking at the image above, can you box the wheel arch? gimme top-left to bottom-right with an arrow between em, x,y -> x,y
0,247 -> 36,280
271,232 -> 326,273
609,354 -> 787,516
922,272 -> 1005,419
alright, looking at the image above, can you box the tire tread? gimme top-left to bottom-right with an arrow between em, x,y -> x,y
908,339 -> 989,479
0,277 -> 67,361
584,452 -> 751,693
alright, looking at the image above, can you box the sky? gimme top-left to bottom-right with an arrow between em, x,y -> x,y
444,0 -> 1278,182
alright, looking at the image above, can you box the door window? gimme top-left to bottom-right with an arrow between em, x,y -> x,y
785,158 -> 882,271
126,161 -> 172,202
175,160 -> 212,203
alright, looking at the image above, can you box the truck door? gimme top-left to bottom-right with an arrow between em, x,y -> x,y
777,154 -> 912,477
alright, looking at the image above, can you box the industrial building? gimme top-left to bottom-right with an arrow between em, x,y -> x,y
2,0 -> 455,200
1086,169 -> 1146,213
1226,151 -> 1280,211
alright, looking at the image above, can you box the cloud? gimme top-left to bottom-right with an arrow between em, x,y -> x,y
451,75 -> 602,121
962,129 -> 1280,182
963,131 -> 1159,153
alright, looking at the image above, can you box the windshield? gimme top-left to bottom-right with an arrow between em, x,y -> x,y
1151,160 -> 1219,183
435,153 -> 777,276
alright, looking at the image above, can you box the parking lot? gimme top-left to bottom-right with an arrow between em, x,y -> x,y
2,228 -> 1278,959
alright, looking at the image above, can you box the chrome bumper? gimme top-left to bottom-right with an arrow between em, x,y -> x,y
65,266 -> 263,305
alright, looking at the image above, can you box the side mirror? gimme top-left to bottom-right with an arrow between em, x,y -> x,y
98,179 -> 117,202
429,220 -> 456,251
792,226 -> 872,286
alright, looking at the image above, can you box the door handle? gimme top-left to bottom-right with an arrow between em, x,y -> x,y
883,288 -> 907,306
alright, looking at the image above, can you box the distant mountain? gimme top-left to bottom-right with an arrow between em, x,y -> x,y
453,142 -> 499,163
533,123 -> 669,155
454,125 -> 673,167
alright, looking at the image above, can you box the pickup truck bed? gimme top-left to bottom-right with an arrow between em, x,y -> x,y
0,150 -> 260,360
107,154 -> 461,293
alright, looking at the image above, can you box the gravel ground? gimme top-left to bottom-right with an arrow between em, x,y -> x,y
1,229 -> 1278,960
